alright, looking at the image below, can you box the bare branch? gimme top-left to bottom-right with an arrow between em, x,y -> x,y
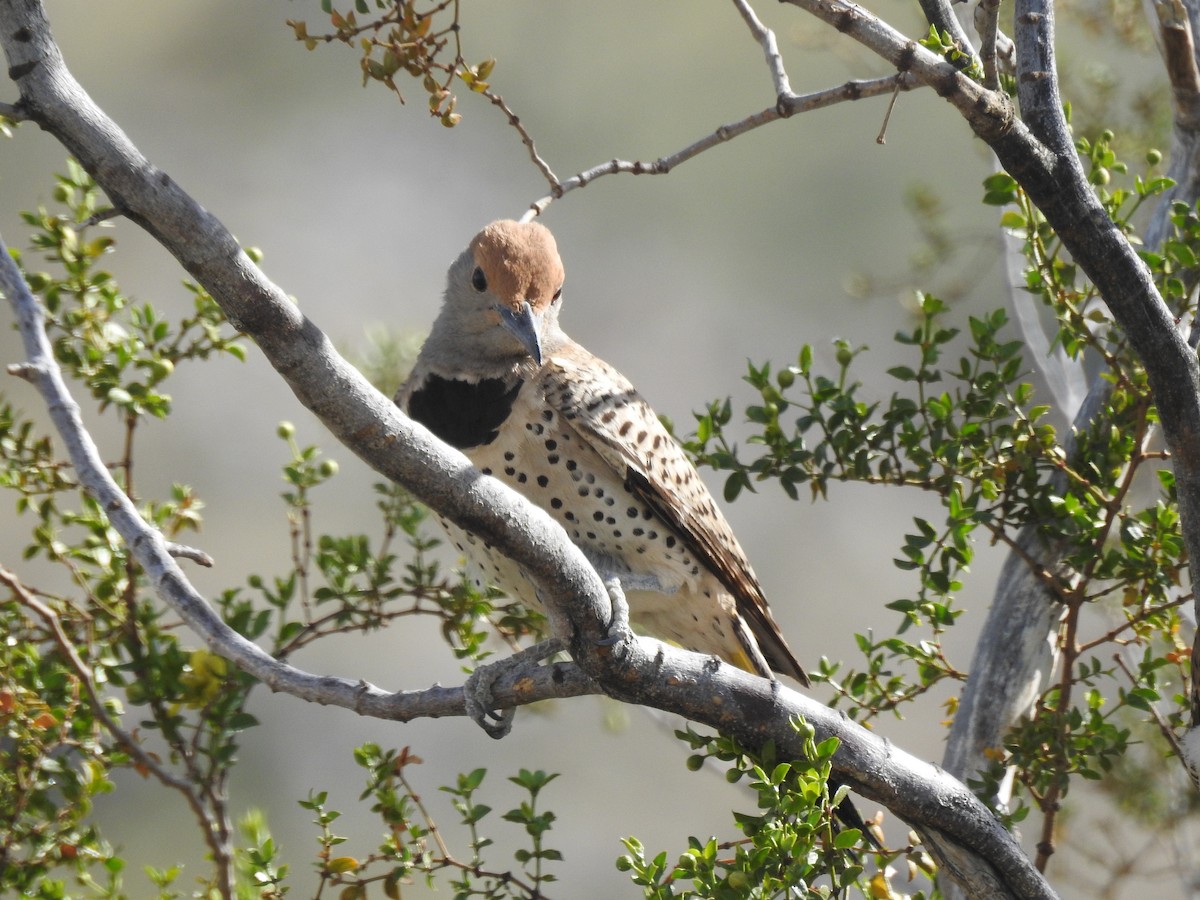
732,0 -> 794,97
481,87 -> 559,188
526,74 -> 919,218
875,80 -> 903,143
1012,0 -> 1073,155
165,541 -> 215,567
975,0 -> 1005,89
523,0 -> 919,217
780,0 -> 1015,140
1155,0 -> 1200,123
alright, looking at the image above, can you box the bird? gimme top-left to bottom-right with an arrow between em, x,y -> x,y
395,219 -> 808,687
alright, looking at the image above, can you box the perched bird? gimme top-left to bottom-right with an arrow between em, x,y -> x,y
396,219 -> 807,686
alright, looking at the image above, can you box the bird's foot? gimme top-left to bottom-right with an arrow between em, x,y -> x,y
463,638 -> 564,739
596,576 -> 632,647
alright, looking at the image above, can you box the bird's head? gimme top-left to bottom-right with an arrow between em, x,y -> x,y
431,219 -> 566,371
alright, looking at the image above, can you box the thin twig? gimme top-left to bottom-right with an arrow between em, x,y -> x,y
526,74 -> 917,217
1112,651 -> 1190,767
394,765 -> 453,859
483,88 -> 559,189
732,0 -> 794,97
0,565 -> 189,792
165,541 -> 215,567
975,0 -> 1004,90
876,80 -> 902,144
80,206 -> 123,228
1076,593 -> 1193,654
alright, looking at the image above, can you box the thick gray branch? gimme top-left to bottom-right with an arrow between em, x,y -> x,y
1147,0 -> 1200,252
1012,0 -> 1073,154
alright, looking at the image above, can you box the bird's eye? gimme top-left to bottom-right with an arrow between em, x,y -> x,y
552,286 -> 563,302
471,267 -> 488,292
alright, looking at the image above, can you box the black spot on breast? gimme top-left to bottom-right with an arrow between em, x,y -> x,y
406,374 -> 523,449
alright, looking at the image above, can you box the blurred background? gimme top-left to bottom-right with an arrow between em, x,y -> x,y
0,0 -> 1183,896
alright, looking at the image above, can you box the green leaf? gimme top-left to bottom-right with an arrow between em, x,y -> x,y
833,828 -> 862,849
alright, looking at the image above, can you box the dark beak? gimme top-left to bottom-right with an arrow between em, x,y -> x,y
498,300 -> 543,365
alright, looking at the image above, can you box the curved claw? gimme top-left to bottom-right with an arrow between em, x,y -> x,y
464,667 -> 516,739
461,638 -> 565,739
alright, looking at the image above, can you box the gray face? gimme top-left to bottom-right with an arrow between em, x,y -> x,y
419,220 -> 567,377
